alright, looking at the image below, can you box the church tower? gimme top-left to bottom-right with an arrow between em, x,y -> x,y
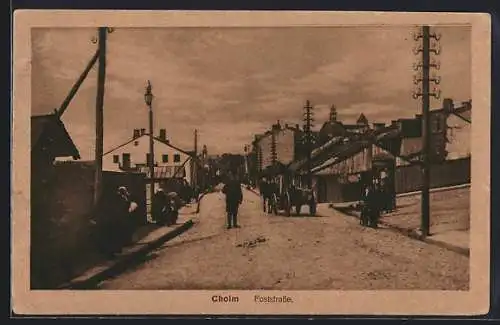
329,104 -> 338,122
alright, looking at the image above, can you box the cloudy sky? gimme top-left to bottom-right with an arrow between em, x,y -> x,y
32,26 -> 471,159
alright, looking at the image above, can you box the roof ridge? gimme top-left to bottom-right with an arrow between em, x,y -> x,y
103,133 -> 193,156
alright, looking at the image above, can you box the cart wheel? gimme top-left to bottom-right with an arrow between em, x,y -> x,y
272,194 -> 278,215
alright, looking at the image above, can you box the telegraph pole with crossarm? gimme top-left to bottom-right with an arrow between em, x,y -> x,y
412,26 -> 442,238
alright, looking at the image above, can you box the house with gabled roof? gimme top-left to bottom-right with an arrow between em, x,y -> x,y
102,128 -> 195,189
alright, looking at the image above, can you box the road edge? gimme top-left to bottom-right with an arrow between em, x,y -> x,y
58,219 -> 194,289
332,206 -> 470,257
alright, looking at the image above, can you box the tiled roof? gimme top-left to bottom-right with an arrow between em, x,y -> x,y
308,126 -> 399,173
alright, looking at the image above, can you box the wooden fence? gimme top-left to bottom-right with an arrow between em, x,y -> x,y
316,157 -> 470,204
30,162 -> 146,289
394,157 -> 470,194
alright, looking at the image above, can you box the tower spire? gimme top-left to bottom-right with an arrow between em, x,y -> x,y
329,104 -> 337,122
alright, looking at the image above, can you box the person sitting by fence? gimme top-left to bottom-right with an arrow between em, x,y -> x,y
151,188 -> 169,225
117,186 -> 139,246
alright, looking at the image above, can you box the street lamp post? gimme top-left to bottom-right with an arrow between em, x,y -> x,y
144,80 -> 155,219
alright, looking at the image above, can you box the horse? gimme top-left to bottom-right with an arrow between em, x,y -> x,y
261,181 -> 279,214
288,186 -> 316,216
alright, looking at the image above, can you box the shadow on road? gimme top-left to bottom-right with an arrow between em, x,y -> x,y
156,233 -> 221,250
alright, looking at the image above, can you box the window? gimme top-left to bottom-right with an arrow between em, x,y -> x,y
431,114 -> 445,133
162,154 -> 169,163
173,154 -> 181,163
122,153 -> 131,168
113,155 -> 119,163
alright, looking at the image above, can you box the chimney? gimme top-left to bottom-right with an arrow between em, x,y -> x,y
295,124 -> 300,130
443,98 -> 454,113
159,129 -> 167,141
140,128 -> 146,136
133,129 -> 140,139
462,99 -> 472,110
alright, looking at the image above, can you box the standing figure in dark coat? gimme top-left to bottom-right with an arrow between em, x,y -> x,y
369,179 -> 382,228
259,178 -> 270,213
222,173 -> 243,229
360,179 -> 382,228
385,173 -> 396,212
360,183 -> 371,226
266,180 -> 279,214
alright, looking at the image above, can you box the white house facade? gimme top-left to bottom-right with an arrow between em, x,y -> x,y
103,128 -> 194,186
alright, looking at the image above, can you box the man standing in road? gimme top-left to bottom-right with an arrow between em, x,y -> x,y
222,172 -> 243,229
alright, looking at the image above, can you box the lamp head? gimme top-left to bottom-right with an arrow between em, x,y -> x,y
144,80 -> 153,106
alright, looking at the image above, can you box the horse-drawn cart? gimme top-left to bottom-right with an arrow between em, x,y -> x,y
261,163 -> 317,217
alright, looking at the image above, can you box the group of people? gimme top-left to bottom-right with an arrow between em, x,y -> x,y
151,188 -> 180,226
360,171 -> 396,228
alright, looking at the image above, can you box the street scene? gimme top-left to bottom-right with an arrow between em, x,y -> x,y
30,25 -> 471,291
98,187 -> 469,290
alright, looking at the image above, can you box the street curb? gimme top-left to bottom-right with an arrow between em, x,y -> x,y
396,183 -> 471,199
328,183 -> 472,209
196,192 -> 209,213
332,206 -> 470,257
58,219 -> 194,289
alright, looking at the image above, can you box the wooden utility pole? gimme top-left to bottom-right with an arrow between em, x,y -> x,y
193,129 -> 198,188
57,49 -> 100,118
143,80 -> 155,216
270,131 -> 277,166
303,100 -> 314,188
412,26 -> 441,237
420,26 -> 431,237
93,27 -> 107,208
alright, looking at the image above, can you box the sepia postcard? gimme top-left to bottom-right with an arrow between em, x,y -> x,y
12,10 -> 491,316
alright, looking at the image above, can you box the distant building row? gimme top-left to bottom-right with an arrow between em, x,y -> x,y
248,98 -> 472,202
